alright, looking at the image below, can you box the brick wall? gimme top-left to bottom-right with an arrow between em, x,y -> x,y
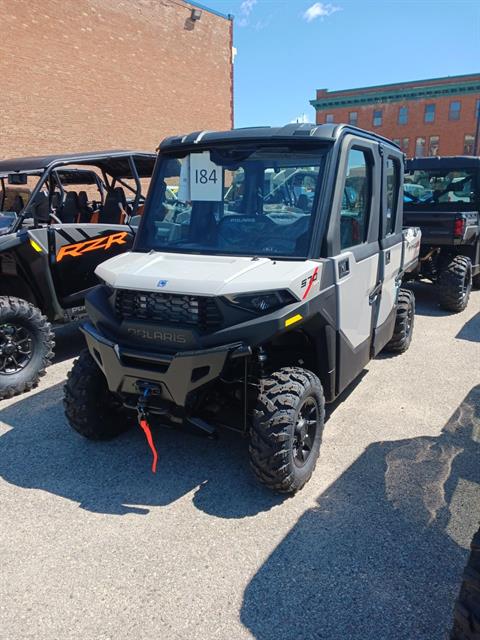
0,0 -> 233,159
313,75 -> 480,157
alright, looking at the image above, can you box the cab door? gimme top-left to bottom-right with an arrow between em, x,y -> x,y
47,223 -> 134,306
371,150 -> 404,355
328,136 -> 382,394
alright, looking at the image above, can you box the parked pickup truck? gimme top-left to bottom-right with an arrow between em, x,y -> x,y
404,156 -> 480,312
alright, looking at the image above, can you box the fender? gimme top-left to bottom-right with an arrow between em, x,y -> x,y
56,231 -> 129,262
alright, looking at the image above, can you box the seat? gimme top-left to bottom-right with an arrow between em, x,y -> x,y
12,194 -> 24,214
77,191 -> 92,223
99,188 -> 126,224
31,191 -> 50,224
59,191 -> 79,223
296,194 -> 310,212
51,191 -> 62,214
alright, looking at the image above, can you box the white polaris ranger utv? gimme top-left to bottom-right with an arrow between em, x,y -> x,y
64,124 -> 421,493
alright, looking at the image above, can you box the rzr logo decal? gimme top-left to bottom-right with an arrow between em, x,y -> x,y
56,231 -> 129,262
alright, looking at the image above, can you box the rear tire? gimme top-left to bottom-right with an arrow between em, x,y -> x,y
384,288 -> 415,354
64,349 -> 132,440
0,296 -> 54,400
438,256 -> 472,312
249,367 -> 325,494
451,526 -> 480,639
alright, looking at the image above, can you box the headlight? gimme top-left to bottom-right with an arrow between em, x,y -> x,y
226,290 -> 297,314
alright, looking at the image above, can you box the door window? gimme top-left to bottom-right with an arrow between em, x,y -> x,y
385,158 -> 400,235
340,149 -> 371,250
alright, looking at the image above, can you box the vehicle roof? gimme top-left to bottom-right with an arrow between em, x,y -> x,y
159,123 -> 400,152
0,150 -> 157,178
407,155 -> 480,171
0,167 -> 100,185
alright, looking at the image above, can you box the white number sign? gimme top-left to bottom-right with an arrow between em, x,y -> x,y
189,151 -> 223,201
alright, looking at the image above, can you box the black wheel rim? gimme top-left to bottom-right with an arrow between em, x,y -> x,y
0,323 -> 34,374
293,397 -> 319,468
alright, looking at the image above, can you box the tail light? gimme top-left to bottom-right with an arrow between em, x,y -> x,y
454,217 -> 465,238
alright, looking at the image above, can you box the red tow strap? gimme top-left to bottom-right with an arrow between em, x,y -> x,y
138,417 -> 158,473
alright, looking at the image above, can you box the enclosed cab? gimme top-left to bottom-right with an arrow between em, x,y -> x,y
64,124 -> 420,493
404,156 -> 480,311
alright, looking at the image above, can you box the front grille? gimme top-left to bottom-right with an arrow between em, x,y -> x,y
115,289 -> 222,330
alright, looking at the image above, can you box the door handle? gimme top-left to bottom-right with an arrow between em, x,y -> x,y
385,250 -> 391,265
338,257 -> 350,278
369,282 -> 382,305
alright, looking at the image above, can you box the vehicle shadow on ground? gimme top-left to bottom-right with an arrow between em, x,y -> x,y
241,386 -> 480,640
456,311 -> 480,343
0,382 -> 284,518
52,322 -> 85,364
407,280 -> 452,317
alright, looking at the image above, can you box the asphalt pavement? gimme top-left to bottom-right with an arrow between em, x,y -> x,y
0,284 -> 479,640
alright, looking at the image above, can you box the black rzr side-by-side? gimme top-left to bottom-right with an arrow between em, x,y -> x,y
0,151 -> 156,398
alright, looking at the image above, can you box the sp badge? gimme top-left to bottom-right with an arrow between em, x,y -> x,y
157,280 -> 168,288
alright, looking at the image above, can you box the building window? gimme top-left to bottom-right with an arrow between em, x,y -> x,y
424,104 -> 436,123
349,111 -> 358,125
393,138 -> 401,147
402,138 -> 409,154
398,106 -> 408,125
429,136 -> 439,156
464,134 -> 475,155
477,99 -> 480,117
415,137 -> 426,157
340,148 -> 371,249
449,101 -> 461,121
325,113 -> 334,123
373,110 -> 382,127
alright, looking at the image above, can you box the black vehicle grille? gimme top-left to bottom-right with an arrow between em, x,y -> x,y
115,289 -> 222,330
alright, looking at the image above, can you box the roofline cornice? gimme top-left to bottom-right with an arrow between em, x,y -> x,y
310,80 -> 480,111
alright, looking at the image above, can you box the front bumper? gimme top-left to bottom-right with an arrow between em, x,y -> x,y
81,321 -> 250,407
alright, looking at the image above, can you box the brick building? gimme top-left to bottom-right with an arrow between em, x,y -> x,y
311,74 -> 480,157
0,0 -> 233,159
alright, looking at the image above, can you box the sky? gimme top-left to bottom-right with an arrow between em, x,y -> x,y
202,0 -> 480,128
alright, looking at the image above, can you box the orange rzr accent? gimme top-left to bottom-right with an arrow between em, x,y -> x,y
56,231 -> 129,262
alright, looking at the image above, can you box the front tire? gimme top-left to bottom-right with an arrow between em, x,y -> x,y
64,349 -> 132,440
249,367 -> 325,494
451,526 -> 480,639
0,296 -> 54,400
438,256 -> 472,312
384,288 -> 415,354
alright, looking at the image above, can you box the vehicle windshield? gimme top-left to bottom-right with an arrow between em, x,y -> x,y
135,145 -> 328,258
404,167 -> 479,211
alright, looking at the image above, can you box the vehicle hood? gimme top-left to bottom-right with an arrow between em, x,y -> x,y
96,251 -> 323,298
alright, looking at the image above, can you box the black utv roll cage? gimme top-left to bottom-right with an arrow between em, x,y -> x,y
0,150 -> 156,232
